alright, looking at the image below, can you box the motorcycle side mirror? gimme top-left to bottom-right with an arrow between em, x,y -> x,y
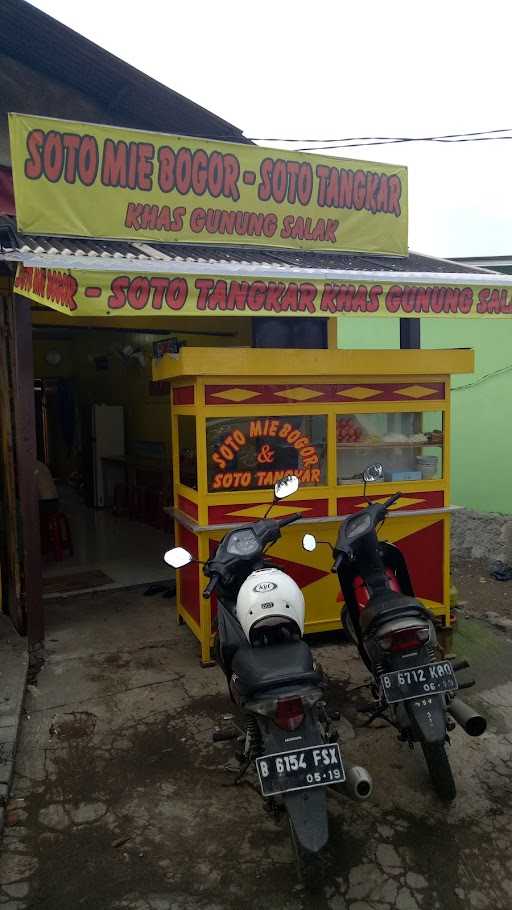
274,474 -> 299,499
302,533 -> 334,555
363,463 -> 384,483
302,533 -> 317,552
164,547 -> 193,568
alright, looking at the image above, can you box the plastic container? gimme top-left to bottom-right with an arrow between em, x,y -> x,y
416,455 -> 438,479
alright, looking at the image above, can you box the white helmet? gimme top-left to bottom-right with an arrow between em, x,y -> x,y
235,568 -> 305,645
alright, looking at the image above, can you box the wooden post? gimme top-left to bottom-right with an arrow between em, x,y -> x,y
327,317 -> 338,350
0,293 -> 24,632
11,295 -> 44,644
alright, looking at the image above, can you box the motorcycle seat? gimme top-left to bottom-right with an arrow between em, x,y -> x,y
231,640 -> 323,697
360,590 -> 432,636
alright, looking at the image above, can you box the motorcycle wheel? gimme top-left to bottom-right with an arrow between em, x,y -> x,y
288,816 -> 325,890
420,742 -> 456,802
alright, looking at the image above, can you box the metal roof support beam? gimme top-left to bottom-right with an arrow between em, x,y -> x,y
400,317 -> 420,349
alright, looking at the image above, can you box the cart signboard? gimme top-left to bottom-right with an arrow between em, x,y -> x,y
206,415 -> 327,491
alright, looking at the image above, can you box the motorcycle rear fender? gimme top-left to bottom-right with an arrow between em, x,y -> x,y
403,694 -> 447,744
284,787 -> 328,854
255,707 -> 329,854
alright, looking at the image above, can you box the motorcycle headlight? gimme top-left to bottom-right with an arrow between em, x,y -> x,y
226,528 -> 259,556
345,513 -> 373,541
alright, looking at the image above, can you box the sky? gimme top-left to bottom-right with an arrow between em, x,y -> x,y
29,0 -> 512,258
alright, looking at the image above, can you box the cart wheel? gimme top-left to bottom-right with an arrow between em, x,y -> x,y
421,742 -> 456,802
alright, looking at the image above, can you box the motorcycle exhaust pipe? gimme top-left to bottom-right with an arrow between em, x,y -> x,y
339,761 -> 373,801
448,699 -> 487,737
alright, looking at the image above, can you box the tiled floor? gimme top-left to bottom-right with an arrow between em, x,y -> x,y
42,487 -> 173,597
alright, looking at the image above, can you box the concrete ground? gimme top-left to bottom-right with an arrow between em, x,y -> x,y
0,616 -> 28,830
453,556 -> 512,624
1,590 -> 512,910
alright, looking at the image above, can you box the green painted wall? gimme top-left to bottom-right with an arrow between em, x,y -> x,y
422,320 -> 512,514
338,317 -> 512,514
338,317 -> 399,350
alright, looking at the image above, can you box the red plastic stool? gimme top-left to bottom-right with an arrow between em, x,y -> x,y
42,512 -> 73,561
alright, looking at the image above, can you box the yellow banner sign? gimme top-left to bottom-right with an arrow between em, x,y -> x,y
9,113 -> 408,255
14,263 -> 512,318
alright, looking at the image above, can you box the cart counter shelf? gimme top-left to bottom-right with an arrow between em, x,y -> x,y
153,346 -> 474,664
337,441 -> 444,448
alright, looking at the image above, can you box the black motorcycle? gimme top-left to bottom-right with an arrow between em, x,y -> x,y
165,476 -> 373,881
303,464 -> 486,802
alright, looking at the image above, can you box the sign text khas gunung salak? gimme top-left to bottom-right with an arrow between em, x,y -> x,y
14,264 -> 512,319
9,113 -> 408,255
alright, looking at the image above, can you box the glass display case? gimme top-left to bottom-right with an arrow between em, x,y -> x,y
336,411 -> 444,484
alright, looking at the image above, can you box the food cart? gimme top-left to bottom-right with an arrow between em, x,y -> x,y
153,345 -> 473,664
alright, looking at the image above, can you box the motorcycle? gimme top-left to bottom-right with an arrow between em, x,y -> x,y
302,464 -> 486,802
165,475 -> 373,882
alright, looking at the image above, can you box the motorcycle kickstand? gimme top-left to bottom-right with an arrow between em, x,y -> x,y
222,754 -> 255,786
222,772 -> 260,796
358,705 -> 397,729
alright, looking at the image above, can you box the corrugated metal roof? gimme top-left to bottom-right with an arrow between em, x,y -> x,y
0,215 -> 490,276
1,0 -> 247,143
0,215 -> 151,260
453,255 -> 512,270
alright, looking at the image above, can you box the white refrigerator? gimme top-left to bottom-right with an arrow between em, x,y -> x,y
91,404 -> 125,508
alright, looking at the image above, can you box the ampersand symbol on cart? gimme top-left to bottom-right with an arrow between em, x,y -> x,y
256,444 -> 275,464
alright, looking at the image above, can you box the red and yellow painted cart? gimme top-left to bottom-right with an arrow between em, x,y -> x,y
153,345 -> 473,664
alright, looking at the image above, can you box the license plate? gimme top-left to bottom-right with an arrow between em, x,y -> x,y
256,743 -> 345,797
380,660 -> 458,704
